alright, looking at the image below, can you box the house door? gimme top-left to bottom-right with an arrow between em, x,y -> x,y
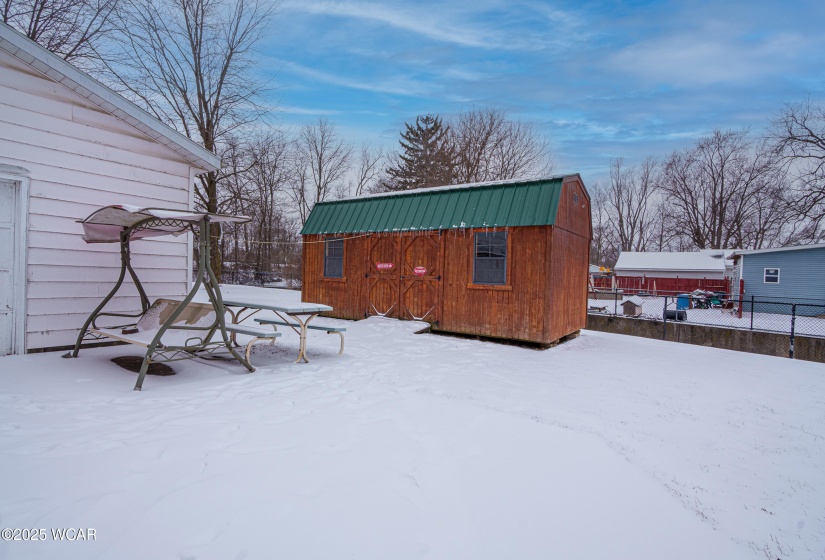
366,235 -> 401,317
0,179 -> 18,355
399,233 -> 441,323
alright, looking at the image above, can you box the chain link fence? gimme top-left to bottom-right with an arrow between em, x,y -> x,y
195,264 -> 302,289
588,289 -> 825,347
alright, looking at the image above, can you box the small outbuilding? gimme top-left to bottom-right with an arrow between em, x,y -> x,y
0,23 -> 220,354
621,299 -> 643,317
301,175 -> 592,346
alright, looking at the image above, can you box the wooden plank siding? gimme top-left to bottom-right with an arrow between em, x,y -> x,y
544,177 -> 591,342
438,226 -> 550,342
302,233 -> 368,321
0,47 -> 197,350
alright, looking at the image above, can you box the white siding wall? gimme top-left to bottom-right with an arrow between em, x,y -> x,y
0,49 -> 197,350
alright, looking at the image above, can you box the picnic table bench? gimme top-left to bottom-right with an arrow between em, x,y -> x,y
254,318 -> 346,355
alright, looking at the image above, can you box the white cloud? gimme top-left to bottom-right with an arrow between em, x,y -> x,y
605,25 -> 811,87
281,0 -> 581,51
277,105 -> 342,116
283,0 -> 493,48
278,59 -> 434,96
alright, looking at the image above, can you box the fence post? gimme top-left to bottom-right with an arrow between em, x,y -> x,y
662,296 -> 668,340
750,295 -> 755,331
737,279 -> 744,319
789,304 -> 797,359
614,288 -> 618,316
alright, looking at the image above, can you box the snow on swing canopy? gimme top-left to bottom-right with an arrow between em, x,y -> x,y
78,205 -> 251,243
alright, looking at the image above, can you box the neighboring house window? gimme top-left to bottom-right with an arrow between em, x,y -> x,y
474,232 -> 507,285
324,238 -> 343,278
764,268 -> 780,284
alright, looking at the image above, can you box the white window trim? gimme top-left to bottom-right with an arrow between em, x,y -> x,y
763,267 -> 780,284
0,170 -> 30,354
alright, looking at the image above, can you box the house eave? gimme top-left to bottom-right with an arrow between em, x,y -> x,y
0,22 -> 221,173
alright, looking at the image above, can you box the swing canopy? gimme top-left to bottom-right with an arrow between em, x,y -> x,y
79,204 -> 250,243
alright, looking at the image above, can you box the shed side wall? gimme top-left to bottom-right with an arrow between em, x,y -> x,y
545,177 -> 591,341
0,48 -> 195,350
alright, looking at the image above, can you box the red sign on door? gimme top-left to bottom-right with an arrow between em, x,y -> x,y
376,262 -> 394,271
414,266 -> 427,276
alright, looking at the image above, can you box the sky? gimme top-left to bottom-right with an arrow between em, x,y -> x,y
258,0 -> 825,187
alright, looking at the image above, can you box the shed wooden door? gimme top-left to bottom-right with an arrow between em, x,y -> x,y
400,233 -> 440,323
366,235 -> 401,317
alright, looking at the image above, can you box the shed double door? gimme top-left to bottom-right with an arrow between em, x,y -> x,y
366,233 -> 441,323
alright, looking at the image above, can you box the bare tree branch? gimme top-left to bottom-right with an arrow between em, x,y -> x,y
287,118 -> 352,225
659,129 -> 791,250
2,0 -> 118,69
769,98 -> 825,239
451,107 -> 553,183
104,0 -> 275,279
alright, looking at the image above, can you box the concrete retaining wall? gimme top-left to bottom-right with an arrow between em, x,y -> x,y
586,314 -> 825,364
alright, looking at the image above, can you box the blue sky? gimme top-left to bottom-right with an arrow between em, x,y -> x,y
258,0 -> 825,186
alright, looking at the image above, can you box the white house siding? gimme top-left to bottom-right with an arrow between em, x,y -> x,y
0,48 -> 198,350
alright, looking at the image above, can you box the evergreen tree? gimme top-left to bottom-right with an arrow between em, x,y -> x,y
383,114 -> 455,191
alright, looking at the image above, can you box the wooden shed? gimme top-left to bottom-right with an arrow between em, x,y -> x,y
301,175 -> 592,345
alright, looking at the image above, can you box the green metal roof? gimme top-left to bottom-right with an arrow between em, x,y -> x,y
301,176 -> 571,235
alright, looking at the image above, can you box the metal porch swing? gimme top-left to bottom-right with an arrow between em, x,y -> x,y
63,205 -> 254,390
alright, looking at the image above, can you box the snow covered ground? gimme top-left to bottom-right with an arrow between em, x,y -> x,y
1,285 -> 823,559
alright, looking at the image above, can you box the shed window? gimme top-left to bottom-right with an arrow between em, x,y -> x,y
474,232 -> 507,285
324,238 -> 344,278
764,268 -> 780,284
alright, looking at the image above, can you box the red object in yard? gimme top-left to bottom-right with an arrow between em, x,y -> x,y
414,266 -> 427,276
376,262 -> 394,271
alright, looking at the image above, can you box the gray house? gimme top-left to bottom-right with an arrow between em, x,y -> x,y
732,243 -> 825,316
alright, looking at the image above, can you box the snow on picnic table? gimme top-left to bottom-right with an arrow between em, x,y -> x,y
0,286 -> 823,560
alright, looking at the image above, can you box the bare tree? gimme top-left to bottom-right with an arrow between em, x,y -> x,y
218,131 -> 301,285
659,129 -> 788,250
589,182 -> 619,267
606,157 -> 659,252
2,0 -> 117,67
287,118 -> 352,224
351,143 -> 383,197
451,108 -> 553,183
106,0 -> 274,279
769,98 -> 825,240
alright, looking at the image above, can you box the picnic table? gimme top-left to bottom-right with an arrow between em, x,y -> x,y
221,296 -> 334,363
